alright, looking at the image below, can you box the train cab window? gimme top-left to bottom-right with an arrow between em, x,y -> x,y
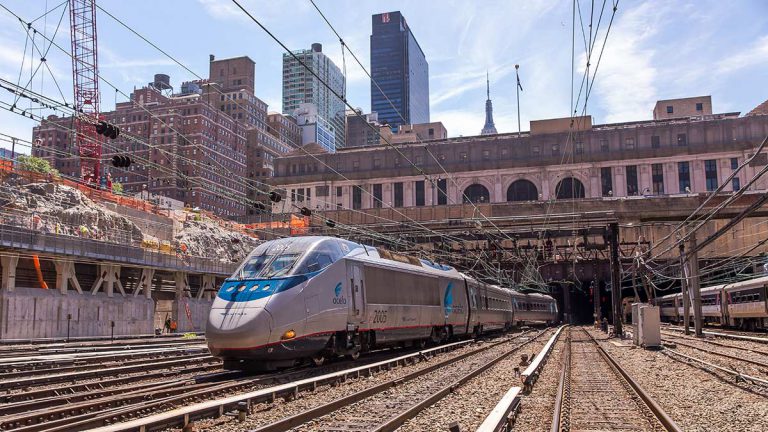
233,237 -> 359,280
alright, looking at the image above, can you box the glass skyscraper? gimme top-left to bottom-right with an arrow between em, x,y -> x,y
370,11 -> 429,130
283,43 -> 346,148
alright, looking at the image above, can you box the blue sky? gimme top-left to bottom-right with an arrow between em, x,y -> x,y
0,0 -> 767,154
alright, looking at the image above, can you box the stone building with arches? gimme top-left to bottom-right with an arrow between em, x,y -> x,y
270,97 -> 768,215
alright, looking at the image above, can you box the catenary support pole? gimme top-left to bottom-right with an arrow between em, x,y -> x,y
688,231 -> 703,337
679,244 -> 691,335
609,223 -> 622,337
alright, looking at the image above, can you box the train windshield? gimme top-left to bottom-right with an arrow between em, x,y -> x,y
233,237 -> 360,280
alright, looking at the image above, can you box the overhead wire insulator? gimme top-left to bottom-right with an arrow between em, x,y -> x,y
95,121 -> 120,139
268,191 -> 282,203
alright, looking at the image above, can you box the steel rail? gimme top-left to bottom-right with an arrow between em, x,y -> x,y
0,355 -> 219,390
549,328 -> 570,432
663,326 -> 768,344
0,349 -> 209,376
373,331 -> 550,432
661,331 -> 768,357
663,338 -> 768,369
586,329 -> 683,432
50,338 -> 484,432
663,348 -> 768,387
0,364 -> 223,404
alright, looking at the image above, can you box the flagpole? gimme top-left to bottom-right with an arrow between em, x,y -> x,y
515,64 -> 521,138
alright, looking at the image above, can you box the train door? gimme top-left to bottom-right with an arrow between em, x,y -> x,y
348,263 -> 366,322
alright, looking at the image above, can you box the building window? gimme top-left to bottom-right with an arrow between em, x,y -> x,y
600,139 -> 609,152
297,188 -> 304,202
651,135 -> 660,149
601,167 -> 612,197
291,189 -> 296,202
552,144 -> 560,155
677,133 -> 687,146
373,184 -> 382,208
575,141 -> 583,154
352,186 -> 362,210
394,182 -> 404,207
652,163 -> 664,194
306,188 -> 311,201
667,106 -> 673,114
415,181 -> 425,206
678,162 -> 691,193
373,158 -> 381,169
336,186 -> 342,197
316,185 -> 329,197
731,157 -> 738,170
437,179 -> 448,205
705,159 -> 718,191
626,165 -> 638,195
482,149 -> 491,160
732,177 -> 741,192
625,137 -> 635,150
428,128 -> 434,136
696,102 -> 703,111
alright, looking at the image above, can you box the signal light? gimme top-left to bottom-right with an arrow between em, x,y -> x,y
268,191 -> 282,203
300,207 -> 311,217
111,155 -> 132,168
95,121 -> 120,139
253,202 -> 266,211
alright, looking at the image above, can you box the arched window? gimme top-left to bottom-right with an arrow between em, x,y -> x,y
463,184 -> 490,204
507,180 -> 538,202
555,177 -> 585,199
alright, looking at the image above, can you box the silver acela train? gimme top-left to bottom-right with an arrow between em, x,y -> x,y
206,236 -> 558,369
655,275 -> 768,330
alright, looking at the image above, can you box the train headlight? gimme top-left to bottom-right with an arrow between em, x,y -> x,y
281,330 -> 296,340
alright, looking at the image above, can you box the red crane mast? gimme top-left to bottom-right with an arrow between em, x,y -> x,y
69,0 -> 102,183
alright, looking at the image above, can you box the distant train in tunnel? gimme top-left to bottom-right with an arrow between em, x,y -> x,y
654,275 -> 768,330
206,236 -> 559,370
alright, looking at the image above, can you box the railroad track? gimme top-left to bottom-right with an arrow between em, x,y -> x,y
661,331 -> 768,357
661,335 -> 768,372
552,328 -> 680,432
0,353 -> 221,391
0,338 -> 484,432
252,328 -> 551,432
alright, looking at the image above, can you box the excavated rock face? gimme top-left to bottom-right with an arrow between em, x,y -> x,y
174,218 -> 260,264
0,182 -> 144,244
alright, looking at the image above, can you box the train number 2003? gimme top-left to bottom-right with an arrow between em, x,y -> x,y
372,310 -> 388,323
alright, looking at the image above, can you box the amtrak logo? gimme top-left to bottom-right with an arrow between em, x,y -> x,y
333,282 -> 347,305
444,282 -> 454,317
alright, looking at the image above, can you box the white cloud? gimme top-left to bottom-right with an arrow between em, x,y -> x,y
717,35 -> 768,75
587,1 -> 671,123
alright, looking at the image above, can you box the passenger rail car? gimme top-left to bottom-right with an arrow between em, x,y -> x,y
206,236 -> 558,370
655,275 -> 768,330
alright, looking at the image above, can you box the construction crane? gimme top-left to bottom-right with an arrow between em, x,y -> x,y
69,0 -> 102,184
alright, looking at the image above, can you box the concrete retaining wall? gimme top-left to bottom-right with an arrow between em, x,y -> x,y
0,288 -> 154,339
176,298 -> 213,333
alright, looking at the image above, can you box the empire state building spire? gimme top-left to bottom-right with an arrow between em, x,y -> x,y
481,71 -> 498,135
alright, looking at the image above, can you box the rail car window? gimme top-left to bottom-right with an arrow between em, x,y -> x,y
730,288 -> 765,304
701,295 -> 719,306
365,266 -> 440,305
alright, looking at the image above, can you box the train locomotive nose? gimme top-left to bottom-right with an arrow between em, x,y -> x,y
206,305 -> 273,355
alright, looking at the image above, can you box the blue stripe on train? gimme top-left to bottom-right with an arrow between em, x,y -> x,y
218,271 -> 321,302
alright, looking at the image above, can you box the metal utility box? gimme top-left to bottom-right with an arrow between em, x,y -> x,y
635,304 -> 661,348
631,303 -> 641,346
